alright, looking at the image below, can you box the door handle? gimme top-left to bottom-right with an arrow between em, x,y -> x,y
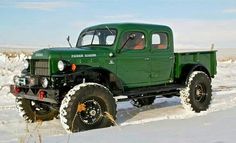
169,56 -> 174,59
144,58 -> 150,61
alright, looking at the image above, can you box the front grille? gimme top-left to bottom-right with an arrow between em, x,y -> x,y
33,60 -> 49,76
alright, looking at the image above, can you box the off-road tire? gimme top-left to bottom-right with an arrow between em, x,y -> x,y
59,83 -> 117,132
15,97 -> 58,122
180,71 -> 212,112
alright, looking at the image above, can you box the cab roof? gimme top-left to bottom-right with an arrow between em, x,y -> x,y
82,23 -> 172,33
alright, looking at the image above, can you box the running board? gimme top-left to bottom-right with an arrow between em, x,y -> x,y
114,91 -> 180,102
124,84 -> 184,97
114,84 -> 184,102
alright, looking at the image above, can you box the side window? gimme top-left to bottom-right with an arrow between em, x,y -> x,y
152,33 -> 168,49
121,32 -> 145,50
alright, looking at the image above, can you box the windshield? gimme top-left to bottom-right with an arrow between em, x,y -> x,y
77,29 -> 117,47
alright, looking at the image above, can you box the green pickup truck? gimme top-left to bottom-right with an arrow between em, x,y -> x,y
10,23 -> 217,132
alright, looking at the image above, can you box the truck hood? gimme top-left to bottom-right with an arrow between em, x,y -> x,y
31,47 -> 112,60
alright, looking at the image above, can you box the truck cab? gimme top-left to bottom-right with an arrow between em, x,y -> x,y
76,23 -> 175,88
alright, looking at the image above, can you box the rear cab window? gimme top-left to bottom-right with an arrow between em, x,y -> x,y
152,33 -> 168,49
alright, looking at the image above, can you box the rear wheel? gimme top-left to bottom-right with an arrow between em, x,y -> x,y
180,71 -> 212,112
59,83 -> 117,132
16,97 -> 58,122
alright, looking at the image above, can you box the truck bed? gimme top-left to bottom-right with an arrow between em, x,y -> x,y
174,50 -> 217,79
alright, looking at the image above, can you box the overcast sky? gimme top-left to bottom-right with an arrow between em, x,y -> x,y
0,0 -> 236,49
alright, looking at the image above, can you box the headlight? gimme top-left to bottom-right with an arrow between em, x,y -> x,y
58,60 -> 65,71
41,77 -> 48,88
23,60 -> 29,69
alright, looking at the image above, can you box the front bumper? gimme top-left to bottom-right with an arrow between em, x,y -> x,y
10,85 -> 59,104
10,72 -> 81,104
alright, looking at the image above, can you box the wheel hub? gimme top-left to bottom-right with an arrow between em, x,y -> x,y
89,110 -> 97,116
195,84 -> 207,102
78,100 -> 102,125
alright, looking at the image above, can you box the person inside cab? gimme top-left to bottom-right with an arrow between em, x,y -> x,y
134,35 -> 145,50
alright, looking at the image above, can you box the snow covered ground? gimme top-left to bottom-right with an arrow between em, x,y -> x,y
0,49 -> 236,143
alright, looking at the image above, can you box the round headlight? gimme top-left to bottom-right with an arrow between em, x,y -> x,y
58,60 -> 65,71
41,77 -> 48,88
23,60 -> 29,69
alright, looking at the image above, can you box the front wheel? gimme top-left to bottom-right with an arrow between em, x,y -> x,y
180,71 -> 212,112
59,83 -> 117,132
16,97 -> 58,122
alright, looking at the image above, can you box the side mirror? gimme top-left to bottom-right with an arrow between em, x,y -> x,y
67,36 -> 70,42
129,33 -> 136,40
67,35 -> 72,48
119,33 -> 136,53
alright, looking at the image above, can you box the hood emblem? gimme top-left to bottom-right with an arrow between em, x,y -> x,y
109,59 -> 114,65
85,54 -> 96,57
71,54 -> 96,58
71,54 -> 83,58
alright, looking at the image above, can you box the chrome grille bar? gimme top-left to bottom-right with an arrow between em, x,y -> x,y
33,60 -> 49,76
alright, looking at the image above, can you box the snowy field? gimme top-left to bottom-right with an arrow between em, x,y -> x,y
0,48 -> 236,143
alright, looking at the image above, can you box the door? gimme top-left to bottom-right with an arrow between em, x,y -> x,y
116,31 -> 150,87
150,32 -> 174,84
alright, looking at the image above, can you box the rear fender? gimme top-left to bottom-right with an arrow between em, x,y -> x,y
179,64 -> 211,85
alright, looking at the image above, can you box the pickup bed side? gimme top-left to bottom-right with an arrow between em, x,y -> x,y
174,50 -> 217,80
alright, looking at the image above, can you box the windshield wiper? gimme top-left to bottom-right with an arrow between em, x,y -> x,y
106,26 -> 114,35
